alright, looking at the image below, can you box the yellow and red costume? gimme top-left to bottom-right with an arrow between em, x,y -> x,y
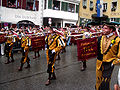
18,36 -> 31,71
96,34 -> 120,90
5,35 -> 16,64
45,33 -> 65,75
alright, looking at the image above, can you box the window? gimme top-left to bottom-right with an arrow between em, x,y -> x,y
48,0 -> 52,9
22,0 -> 27,9
26,0 -> 39,11
7,0 -> 17,8
17,0 -> 22,8
103,3 -> 107,12
83,0 -> 87,9
111,2 -> 117,11
76,5 -> 79,13
110,18 -> 115,22
95,3 -> 97,12
90,1 -> 93,11
53,0 -> 60,10
68,3 -> 75,13
2,0 -> 39,11
61,2 -> 68,11
44,0 -> 47,9
2,0 -> 7,7
26,0 -> 34,10
35,0 -> 39,11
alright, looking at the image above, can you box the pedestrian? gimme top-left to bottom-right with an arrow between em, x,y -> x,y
45,27 -> 65,86
18,35 -> 31,71
114,67 -> 120,90
96,23 -> 120,90
0,28 -> 5,56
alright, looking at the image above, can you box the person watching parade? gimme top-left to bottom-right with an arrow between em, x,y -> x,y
45,27 -> 65,86
96,23 -> 120,90
5,30 -> 16,64
18,35 -> 31,71
114,67 -> 120,90
0,28 -> 5,56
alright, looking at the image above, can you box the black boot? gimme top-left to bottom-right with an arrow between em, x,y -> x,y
45,73 -> 51,86
81,61 -> 87,71
45,79 -> 51,86
25,64 -> 30,69
5,57 -> 10,64
25,59 -> 30,68
5,60 -> 10,64
11,53 -> 14,63
18,63 -> 23,71
56,54 -> 60,60
11,57 -> 14,62
33,51 -> 37,59
52,72 -> 56,80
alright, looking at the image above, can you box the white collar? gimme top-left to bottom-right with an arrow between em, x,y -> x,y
106,33 -> 114,38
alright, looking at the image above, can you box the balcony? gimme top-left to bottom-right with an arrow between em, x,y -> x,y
43,9 -> 78,20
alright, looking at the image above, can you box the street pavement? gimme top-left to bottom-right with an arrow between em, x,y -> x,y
0,45 -> 119,90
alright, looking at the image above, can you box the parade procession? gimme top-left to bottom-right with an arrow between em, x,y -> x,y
0,0 -> 120,90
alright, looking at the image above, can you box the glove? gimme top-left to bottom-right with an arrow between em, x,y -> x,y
52,49 -> 55,54
24,49 -> 25,52
9,45 -> 11,47
111,63 -> 114,67
45,48 -> 47,50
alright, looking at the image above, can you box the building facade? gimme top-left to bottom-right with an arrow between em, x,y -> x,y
43,0 -> 80,28
78,0 -> 120,25
0,0 -> 43,28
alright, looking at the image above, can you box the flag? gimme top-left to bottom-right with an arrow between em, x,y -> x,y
97,0 -> 103,17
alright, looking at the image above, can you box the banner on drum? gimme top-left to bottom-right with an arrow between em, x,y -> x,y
77,37 -> 98,61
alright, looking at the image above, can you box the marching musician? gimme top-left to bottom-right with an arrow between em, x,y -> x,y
45,27 -> 65,86
62,30 -> 67,53
5,30 -> 16,64
81,27 -> 92,71
33,28 -> 44,59
96,23 -> 120,90
17,28 -> 23,49
18,35 -> 31,71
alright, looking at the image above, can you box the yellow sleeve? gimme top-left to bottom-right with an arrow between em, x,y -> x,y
24,38 -> 31,50
26,38 -> 31,46
45,35 -> 48,43
112,39 -> 120,65
90,34 -> 92,38
10,42 -> 14,46
82,35 -> 86,39
54,36 -> 65,52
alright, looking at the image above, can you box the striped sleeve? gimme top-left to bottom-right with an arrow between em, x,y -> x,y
58,36 -> 65,47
